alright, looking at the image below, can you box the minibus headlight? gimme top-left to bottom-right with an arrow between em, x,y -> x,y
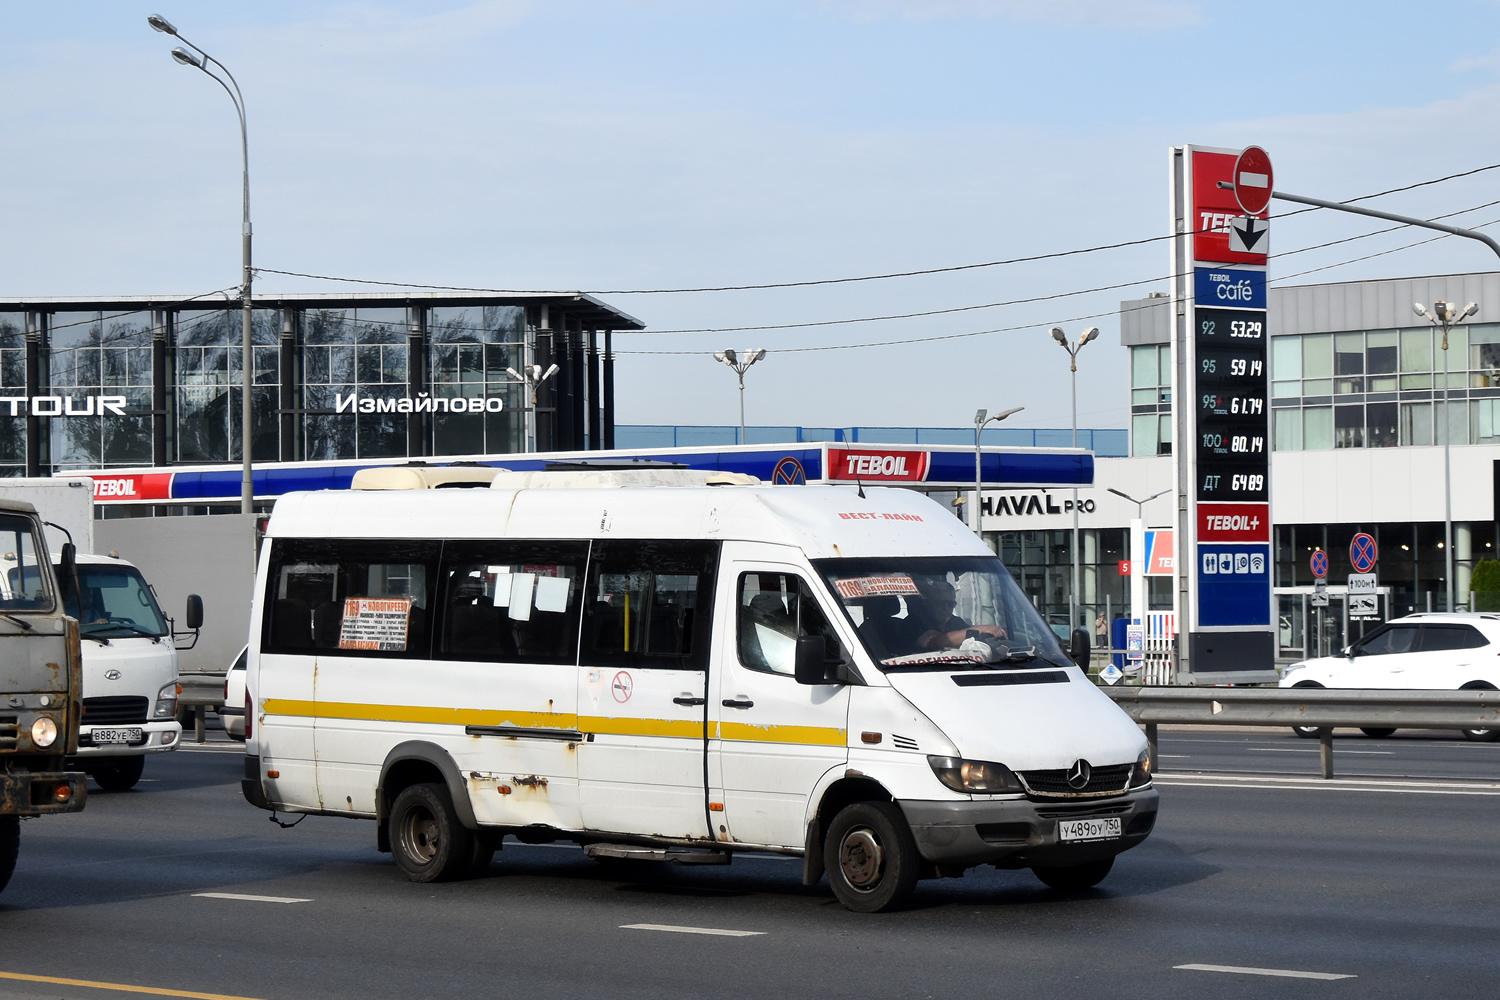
1129,748 -> 1152,788
31,716 -> 58,748
153,681 -> 179,720
927,755 -> 1022,794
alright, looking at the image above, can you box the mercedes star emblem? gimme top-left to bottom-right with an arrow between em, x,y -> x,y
1066,758 -> 1092,790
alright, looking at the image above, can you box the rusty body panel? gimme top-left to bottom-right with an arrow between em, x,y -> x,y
0,503 -> 89,843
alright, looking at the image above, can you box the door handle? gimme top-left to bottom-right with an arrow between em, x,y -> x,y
722,698 -> 754,709
672,696 -> 706,707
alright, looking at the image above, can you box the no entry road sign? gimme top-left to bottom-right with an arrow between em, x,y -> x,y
1233,146 -> 1274,215
1310,549 -> 1328,579
1350,532 -> 1378,574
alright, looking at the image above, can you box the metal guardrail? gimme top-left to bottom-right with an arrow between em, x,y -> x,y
177,673 -> 226,744
1105,686 -> 1500,779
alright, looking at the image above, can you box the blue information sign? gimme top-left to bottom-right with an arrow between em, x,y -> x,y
1194,267 -> 1267,310
1197,543 -> 1272,626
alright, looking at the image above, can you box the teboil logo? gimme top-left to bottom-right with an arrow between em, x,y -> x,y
93,479 -> 138,498
828,449 -> 930,482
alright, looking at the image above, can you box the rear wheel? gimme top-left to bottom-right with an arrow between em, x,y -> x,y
1032,857 -> 1114,891
91,756 -> 144,792
0,816 -> 17,894
823,801 -> 920,913
389,782 -> 476,883
1459,682 -> 1498,741
1360,728 -> 1396,738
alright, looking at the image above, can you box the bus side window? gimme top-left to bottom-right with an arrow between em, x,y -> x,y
581,540 -> 720,670
436,541 -> 588,665
262,538 -> 440,658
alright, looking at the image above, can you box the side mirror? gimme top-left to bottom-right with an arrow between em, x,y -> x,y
1069,627 -> 1091,668
795,635 -> 838,686
185,594 -> 204,631
58,542 -> 77,602
1344,644 -> 1355,659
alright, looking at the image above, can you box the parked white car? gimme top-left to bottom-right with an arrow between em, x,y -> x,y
220,647 -> 247,741
1279,612 -> 1500,741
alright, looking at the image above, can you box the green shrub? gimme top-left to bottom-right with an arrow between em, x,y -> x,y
1471,558 -> 1500,611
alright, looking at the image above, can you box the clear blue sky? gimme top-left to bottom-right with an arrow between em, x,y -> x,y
5,1 -> 1500,430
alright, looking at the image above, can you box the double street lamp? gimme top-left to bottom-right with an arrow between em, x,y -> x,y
148,14 -> 255,513
505,364 -> 560,453
1051,325 -> 1100,632
1414,299 -> 1478,611
972,407 -> 1024,536
713,349 -> 767,444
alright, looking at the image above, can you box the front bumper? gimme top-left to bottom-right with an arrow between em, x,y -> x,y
74,721 -> 182,756
900,786 -> 1159,868
0,770 -> 87,816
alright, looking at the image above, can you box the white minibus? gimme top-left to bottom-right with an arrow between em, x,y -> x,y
242,470 -> 1156,912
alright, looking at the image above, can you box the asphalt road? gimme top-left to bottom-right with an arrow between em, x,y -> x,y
1,740 -> 1498,1000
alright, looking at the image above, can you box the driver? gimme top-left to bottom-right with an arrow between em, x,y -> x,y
914,580 -> 1006,650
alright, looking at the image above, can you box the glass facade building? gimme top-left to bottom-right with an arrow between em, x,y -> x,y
0,292 -> 640,478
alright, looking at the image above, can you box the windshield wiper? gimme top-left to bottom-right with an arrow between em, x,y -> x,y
82,621 -> 161,640
0,612 -> 34,632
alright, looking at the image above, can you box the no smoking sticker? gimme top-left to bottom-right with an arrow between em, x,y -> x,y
611,671 -> 634,703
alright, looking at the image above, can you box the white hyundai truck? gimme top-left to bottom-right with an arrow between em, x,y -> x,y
0,480 -> 201,791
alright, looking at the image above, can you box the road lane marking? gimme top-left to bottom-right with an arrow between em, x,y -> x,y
1176,963 -> 1354,981
0,971 -> 267,1000
1156,775 -> 1500,796
621,923 -> 765,937
192,892 -> 310,903
1250,748 -> 1393,755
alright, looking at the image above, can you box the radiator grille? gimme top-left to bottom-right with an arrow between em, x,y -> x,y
82,696 -> 149,726
1018,762 -> 1132,798
0,714 -> 15,749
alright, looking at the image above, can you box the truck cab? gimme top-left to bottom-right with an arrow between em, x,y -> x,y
0,498 -> 88,894
60,552 -> 186,791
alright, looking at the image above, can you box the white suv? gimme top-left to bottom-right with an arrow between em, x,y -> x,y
1279,612 -> 1500,742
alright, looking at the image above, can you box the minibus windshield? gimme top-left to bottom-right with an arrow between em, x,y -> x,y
814,556 -> 1072,671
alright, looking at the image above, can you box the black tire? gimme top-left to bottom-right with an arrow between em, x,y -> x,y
822,801 -> 921,913
1360,728 -> 1397,738
92,756 -> 145,792
389,782 -> 476,883
1459,683 -> 1498,741
0,816 -> 17,895
1291,681 -> 1325,738
1032,857 -> 1114,891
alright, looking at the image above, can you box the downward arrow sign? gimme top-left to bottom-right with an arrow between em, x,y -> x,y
1232,217 -> 1266,251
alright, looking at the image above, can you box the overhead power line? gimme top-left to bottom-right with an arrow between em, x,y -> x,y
256,161 -> 1500,299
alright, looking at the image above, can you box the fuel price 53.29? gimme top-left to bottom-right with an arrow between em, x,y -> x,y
1196,307 -> 1266,343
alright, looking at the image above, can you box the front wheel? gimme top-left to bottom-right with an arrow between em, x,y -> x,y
389,783 -> 476,883
1462,728 -> 1500,742
1290,681 -> 1325,738
92,756 -> 144,792
0,816 -> 17,894
822,801 -> 920,913
1032,857 -> 1114,891
1360,728 -> 1396,738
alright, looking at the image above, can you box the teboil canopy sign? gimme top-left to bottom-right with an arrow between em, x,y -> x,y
1170,144 -> 1276,681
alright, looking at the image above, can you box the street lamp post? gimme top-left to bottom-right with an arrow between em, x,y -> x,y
504,364 -> 560,453
149,14 -> 255,514
1414,299 -> 1478,611
1051,325 -> 1100,632
972,407 -> 1024,537
1107,487 -> 1170,624
712,349 -> 767,443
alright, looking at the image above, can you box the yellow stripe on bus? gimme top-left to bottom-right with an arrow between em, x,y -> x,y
261,700 -> 843,746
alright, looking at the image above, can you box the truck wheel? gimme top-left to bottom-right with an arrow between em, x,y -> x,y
1032,857 -> 1113,890
92,756 -> 145,792
389,783 -> 476,883
822,801 -> 920,913
0,816 -> 17,894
